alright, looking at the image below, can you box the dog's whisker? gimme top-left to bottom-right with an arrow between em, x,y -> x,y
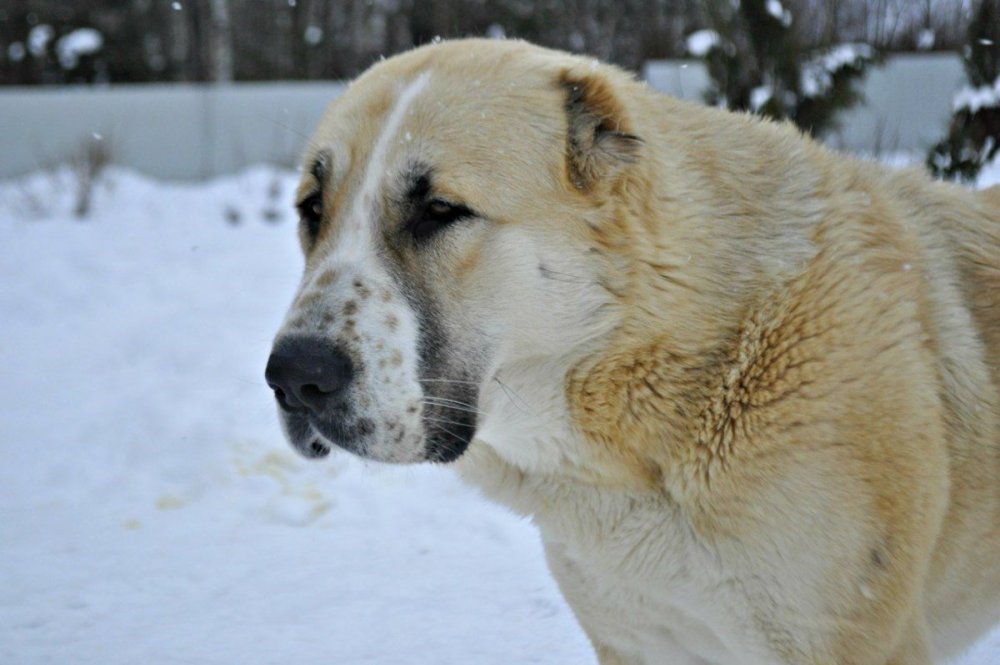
421,403 -> 482,418
493,376 -> 533,414
421,393 -> 478,405
427,423 -> 471,459
418,378 -> 481,386
422,403 -> 482,417
255,112 -> 311,140
421,395 -> 481,410
538,266 -> 594,284
422,415 -> 476,429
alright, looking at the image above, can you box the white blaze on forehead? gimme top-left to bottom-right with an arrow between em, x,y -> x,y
332,70 -> 431,261
274,71 -> 433,465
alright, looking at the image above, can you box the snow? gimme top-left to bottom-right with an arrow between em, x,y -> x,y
750,84 -> 773,111
304,25 -> 323,46
1,165 -> 997,664
56,28 -> 103,69
686,29 -> 720,57
979,151 -> 1000,188
7,41 -> 26,62
918,28 -> 936,51
27,24 -> 53,57
486,23 -> 506,40
953,75 -> 1000,114
766,0 -> 793,27
0,166 -> 591,664
801,43 -> 874,98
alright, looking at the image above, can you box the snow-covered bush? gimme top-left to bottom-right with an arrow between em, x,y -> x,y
4,21 -> 106,84
927,0 -> 1000,182
56,28 -> 104,70
691,0 -> 877,138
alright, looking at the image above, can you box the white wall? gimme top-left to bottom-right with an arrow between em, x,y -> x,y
644,53 -> 965,153
0,54 -> 964,180
1,81 -> 344,180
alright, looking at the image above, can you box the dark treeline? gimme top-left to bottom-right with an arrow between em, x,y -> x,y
0,0 -> 978,85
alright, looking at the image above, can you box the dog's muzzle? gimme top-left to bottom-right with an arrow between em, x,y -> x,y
265,335 -> 358,458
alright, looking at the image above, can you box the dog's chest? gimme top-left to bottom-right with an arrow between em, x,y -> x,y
536,495 -> 779,665
465,364 -> 785,663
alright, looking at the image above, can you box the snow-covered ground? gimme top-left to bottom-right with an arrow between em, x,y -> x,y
1,162 -> 998,664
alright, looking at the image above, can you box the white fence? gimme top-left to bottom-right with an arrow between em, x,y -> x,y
2,81 -> 344,180
644,53 -> 965,155
1,54 -> 964,181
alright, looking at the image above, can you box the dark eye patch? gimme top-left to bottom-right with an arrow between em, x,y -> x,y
407,198 -> 474,242
398,166 -> 477,243
297,193 -> 323,242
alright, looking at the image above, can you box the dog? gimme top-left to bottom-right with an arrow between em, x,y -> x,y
265,39 -> 1000,664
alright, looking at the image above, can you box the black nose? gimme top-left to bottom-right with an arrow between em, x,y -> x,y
265,336 -> 354,414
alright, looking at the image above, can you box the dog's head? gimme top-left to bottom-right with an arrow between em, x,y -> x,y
265,39 -> 644,464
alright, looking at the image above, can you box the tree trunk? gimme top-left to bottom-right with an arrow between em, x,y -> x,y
209,0 -> 233,82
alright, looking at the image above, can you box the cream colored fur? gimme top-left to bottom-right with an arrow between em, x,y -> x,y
287,39 -> 1000,664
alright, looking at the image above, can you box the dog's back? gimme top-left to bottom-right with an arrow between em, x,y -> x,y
928,180 -> 1000,652
902,176 -> 1000,656
963,185 -> 1000,374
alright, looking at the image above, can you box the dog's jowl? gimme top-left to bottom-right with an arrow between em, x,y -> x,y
266,39 -> 1000,665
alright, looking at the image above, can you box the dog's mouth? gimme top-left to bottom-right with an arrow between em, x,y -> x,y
280,410 -> 364,460
277,396 -> 476,463
422,402 -> 477,463
302,436 -> 332,459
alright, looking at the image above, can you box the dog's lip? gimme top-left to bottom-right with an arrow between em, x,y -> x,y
317,417 -> 367,445
422,410 -> 476,463
277,409 -> 347,459
290,423 -> 334,459
303,437 -> 332,459
278,399 -> 476,463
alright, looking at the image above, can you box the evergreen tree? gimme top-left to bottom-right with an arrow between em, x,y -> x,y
692,0 -> 876,139
927,0 -> 1000,182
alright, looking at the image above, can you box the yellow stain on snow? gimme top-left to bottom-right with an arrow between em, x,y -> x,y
231,441 -> 339,525
156,495 -> 186,510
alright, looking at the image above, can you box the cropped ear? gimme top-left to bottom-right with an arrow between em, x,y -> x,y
559,70 -> 643,191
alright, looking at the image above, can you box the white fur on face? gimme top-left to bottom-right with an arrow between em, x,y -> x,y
332,71 -> 430,263
451,224 -> 618,475
475,357 -> 581,473
278,70 -> 611,470
277,72 -> 432,463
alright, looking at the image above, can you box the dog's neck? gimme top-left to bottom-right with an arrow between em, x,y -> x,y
472,352 -> 597,481
466,335 -> 717,502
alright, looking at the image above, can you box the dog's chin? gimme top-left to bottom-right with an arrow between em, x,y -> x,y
424,422 -> 475,463
277,406 -> 475,464
295,435 -> 333,459
279,410 -> 366,460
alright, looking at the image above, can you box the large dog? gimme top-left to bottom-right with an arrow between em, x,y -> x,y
265,39 -> 1000,664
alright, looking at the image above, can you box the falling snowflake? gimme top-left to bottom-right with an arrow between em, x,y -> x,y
304,25 -> 323,45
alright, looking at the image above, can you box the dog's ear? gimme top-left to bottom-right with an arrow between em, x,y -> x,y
559,70 -> 642,191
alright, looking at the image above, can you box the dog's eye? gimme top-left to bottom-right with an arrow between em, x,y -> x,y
297,194 -> 323,241
408,199 -> 472,241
